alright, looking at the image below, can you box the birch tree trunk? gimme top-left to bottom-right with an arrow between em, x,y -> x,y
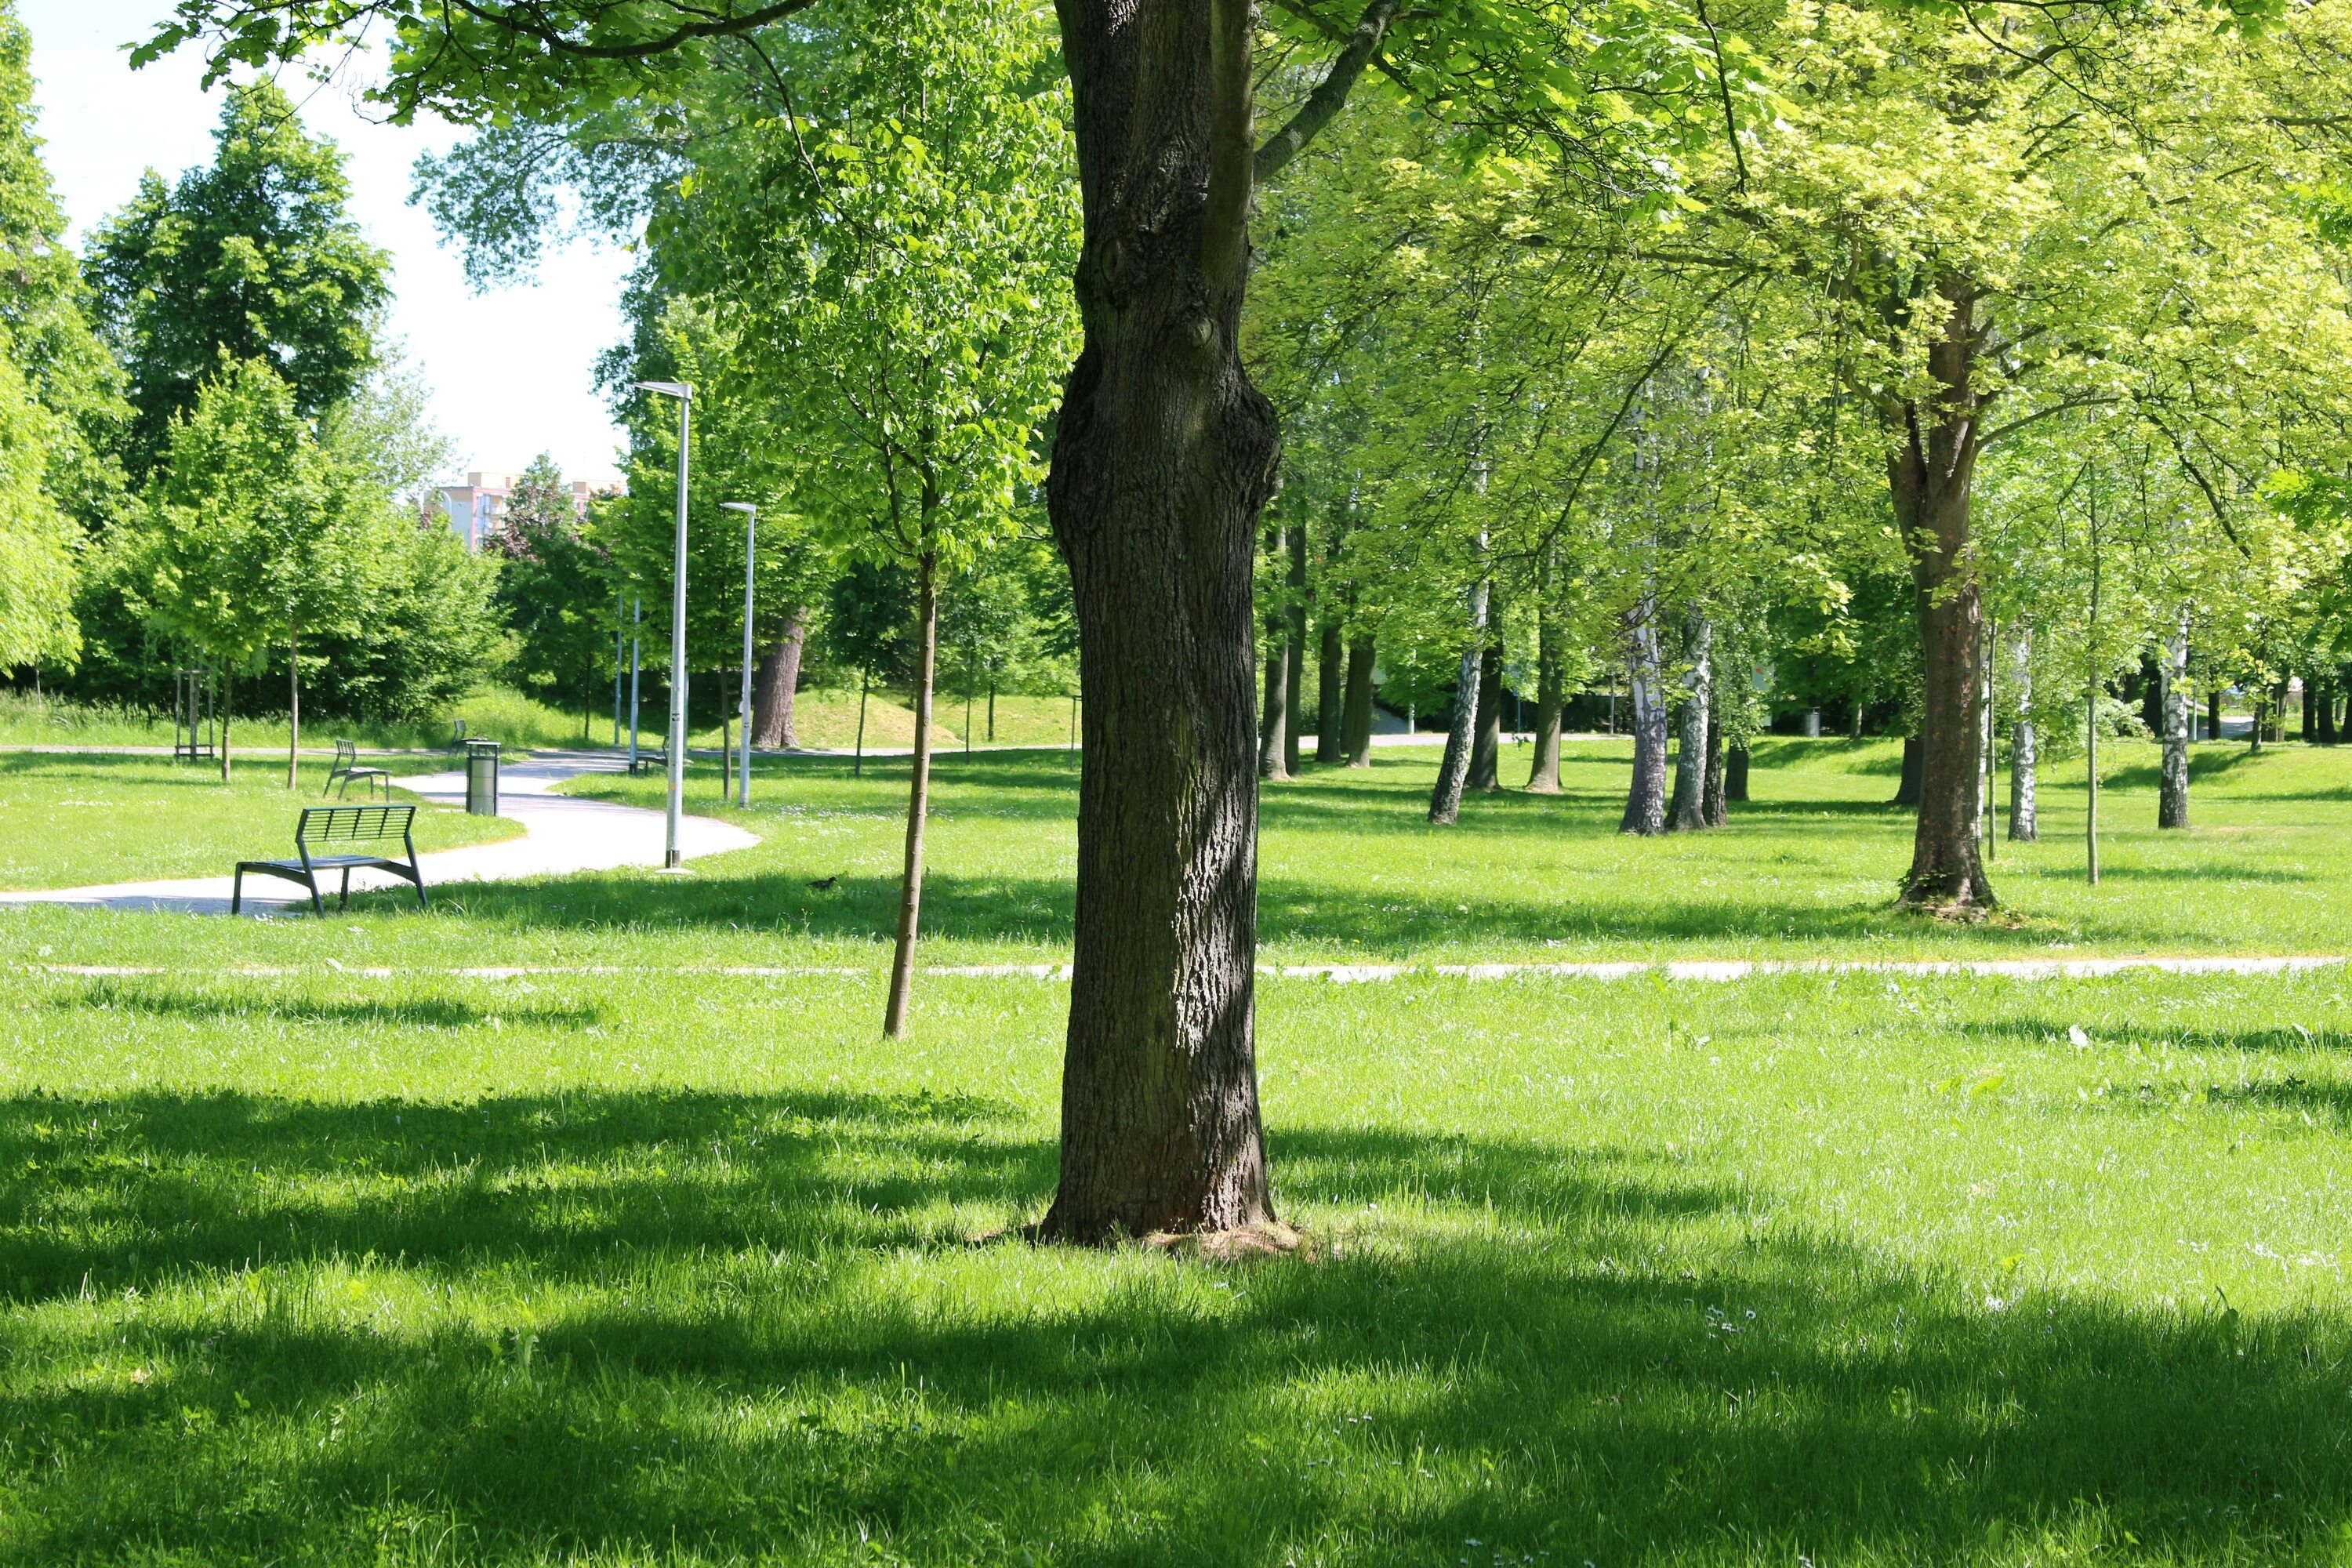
2009,624 -> 2038,842
1701,673 -> 1728,827
1667,609 -> 1711,832
1620,593 -> 1668,835
285,624 -> 300,790
2159,610 -> 2190,829
1428,576 -> 1489,826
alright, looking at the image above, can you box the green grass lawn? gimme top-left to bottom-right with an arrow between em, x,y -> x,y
1,738 -> 2350,1563
0,754 -> 524,890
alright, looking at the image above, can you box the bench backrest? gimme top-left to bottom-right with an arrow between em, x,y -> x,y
331,738 -> 359,765
296,804 -> 416,846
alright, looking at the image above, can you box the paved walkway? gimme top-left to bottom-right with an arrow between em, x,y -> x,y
0,750 -> 760,916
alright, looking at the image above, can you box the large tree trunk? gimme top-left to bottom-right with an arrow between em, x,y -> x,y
884,553 -> 940,1038
1283,522 -> 1305,775
1038,0 -> 1279,1241
2159,611 -> 2190,830
1428,577 -> 1488,825
1341,634 -> 1375,767
2206,687 -> 2222,744
2318,674 -> 2339,745
1888,275 -> 1992,909
1526,599 -> 1563,793
1315,617 -> 1344,764
1667,609 -> 1711,831
752,612 -> 807,749
1620,593 -> 1668,834
2009,624 -> 2038,841
1467,637 -> 1503,791
1726,743 -> 1750,803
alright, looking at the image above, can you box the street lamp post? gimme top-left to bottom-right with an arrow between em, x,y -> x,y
634,379 -> 692,868
722,502 -> 757,808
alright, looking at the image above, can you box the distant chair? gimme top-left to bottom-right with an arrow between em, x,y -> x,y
325,739 -> 391,800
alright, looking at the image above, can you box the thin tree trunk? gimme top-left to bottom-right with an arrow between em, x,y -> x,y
1726,744 -> 1750,803
1701,675 -> 1728,827
2303,675 -> 2317,742
2086,666 -> 2100,885
752,612 -> 808,750
1849,700 -> 1864,741
2250,688 -> 2265,753
219,674 -> 231,784
1316,617 -> 1344,764
1428,576 -> 1489,825
2158,611 -> 2190,830
1620,593 -> 1668,835
1888,274 -> 1992,909
1283,522 -> 1306,776
884,550 -> 939,1039
854,666 -> 869,779
1467,637 -> 1503,792
988,671 -> 996,742
1036,0 -> 1282,1241
1667,609 -> 1711,831
286,623 -> 299,790
1526,600 -> 1563,793
1341,634 -> 1376,767
2318,674 -> 2338,745
2009,622 -> 2038,841
2206,687 -> 2222,744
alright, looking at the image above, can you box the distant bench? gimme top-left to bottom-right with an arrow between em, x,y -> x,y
325,738 -> 390,800
232,804 -> 430,916
627,750 -> 669,776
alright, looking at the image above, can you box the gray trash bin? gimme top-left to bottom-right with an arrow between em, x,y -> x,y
465,739 -> 500,815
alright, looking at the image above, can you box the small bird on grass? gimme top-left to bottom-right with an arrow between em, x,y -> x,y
808,875 -> 840,891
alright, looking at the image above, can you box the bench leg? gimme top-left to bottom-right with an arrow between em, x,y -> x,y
339,866 -> 353,910
231,868 -> 243,916
306,869 -> 325,917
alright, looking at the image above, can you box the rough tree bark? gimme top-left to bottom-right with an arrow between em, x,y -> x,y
1886,274 -> 1991,908
2206,688 -> 2222,744
1467,638 -> 1503,791
2008,626 -> 2037,840
1316,617 -> 1344,764
2158,610 -> 2190,830
1342,634 -> 1375,766
1620,593 -> 1668,835
1428,576 -> 1489,825
2318,674 -> 2339,745
1283,521 -> 1305,775
752,611 -> 807,750
1726,743 -> 1750,803
1667,609 -> 1711,832
1036,0 -> 1315,1240
884,549 -> 939,1040
1526,597 -> 1563,793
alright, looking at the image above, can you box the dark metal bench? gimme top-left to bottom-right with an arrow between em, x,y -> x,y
627,749 -> 669,776
324,738 -> 390,800
233,805 -> 429,916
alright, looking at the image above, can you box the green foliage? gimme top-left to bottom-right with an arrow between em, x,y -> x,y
86,80 -> 389,481
491,453 -> 610,719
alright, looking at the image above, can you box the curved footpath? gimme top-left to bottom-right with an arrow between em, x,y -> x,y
0,749 -> 760,916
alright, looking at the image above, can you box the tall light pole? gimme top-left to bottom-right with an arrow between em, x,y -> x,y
635,379 -> 692,868
722,502 -> 757,808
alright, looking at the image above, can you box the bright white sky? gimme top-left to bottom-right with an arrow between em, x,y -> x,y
20,0 -> 631,485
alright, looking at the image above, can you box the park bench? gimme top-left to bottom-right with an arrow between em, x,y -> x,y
232,804 -> 430,916
627,748 -> 669,776
324,738 -> 391,800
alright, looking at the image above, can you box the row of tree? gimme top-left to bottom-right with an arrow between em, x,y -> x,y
139,0 -> 2352,1243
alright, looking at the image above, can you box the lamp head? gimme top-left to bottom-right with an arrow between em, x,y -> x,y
721,502 -> 757,515
633,380 -> 691,400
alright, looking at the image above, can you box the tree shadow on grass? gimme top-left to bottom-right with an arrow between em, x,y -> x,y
38,978 -> 607,1032
2,1087 -> 2347,1563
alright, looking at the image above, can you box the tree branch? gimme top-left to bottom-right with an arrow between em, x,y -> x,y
1254,0 -> 1403,184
